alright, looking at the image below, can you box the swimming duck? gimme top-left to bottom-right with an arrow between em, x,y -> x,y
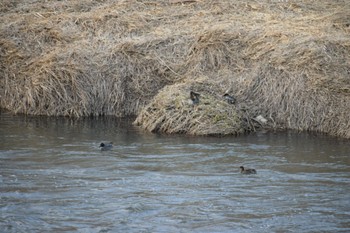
240,166 -> 257,174
223,93 -> 236,104
190,91 -> 200,105
99,142 -> 113,151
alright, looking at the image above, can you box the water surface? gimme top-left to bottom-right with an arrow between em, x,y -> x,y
0,112 -> 349,232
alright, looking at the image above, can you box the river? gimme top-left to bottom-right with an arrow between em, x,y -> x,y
0,112 -> 349,232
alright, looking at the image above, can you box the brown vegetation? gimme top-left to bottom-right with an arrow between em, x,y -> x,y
1,0 -> 349,137
133,77 -> 255,136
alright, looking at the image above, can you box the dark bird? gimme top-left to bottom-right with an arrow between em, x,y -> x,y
240,166 -> 257,174
223,93 -> 236,104
99,142 -> 113,151
190,91 -> 200,105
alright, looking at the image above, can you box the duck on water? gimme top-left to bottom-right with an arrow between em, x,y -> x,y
99,142 -> 113,151
240,166 -> 257,174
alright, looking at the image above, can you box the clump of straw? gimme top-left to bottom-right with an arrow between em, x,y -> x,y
0,0 -> 349,138
134,77 -> 250,136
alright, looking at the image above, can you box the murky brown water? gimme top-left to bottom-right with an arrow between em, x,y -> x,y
1,112 -> 349,232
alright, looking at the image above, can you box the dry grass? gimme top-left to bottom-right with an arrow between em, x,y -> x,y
1,0 -> 349,137
133,76 -> 256,136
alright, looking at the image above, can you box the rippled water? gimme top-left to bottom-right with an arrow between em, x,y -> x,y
1,112 -> 349,232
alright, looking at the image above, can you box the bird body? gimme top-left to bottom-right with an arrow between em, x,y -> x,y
99,142 -> 113,151
240,166 -> 257,174
190,91 -> 200,105
223,93 -> 236,104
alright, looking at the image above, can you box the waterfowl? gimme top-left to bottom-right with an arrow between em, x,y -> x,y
190,91 -> 200,105
240,166 -> 257,174
99,142 -> 113,151
223,93 -> 236,104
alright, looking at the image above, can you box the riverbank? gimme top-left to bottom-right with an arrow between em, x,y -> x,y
1,0 -> 349,138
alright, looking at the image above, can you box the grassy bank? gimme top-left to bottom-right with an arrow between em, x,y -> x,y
1,0 -> 349,137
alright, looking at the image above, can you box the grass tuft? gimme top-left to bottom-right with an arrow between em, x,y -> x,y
1,0 -> 349,137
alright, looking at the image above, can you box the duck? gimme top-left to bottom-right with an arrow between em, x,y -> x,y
190,91 -> 200,105
99,142 -> 113,151
240,166 -> 257,174
223,93 -> 236,104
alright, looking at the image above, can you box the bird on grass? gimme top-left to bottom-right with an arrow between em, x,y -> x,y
99,142 -> 113,151
190,91 -> 200,105
240,166 -> 257,174
223,93 -> 236,104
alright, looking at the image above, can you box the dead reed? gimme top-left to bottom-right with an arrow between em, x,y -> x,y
1,0 -> 349,137
133,77 -> 255,136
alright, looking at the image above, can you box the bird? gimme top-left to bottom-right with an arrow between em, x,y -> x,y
190,91 -> 200,105
240,166 -> 257,174
223,93 -> 236,104
99,142 -> 113,151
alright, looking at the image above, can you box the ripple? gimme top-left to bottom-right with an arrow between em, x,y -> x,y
1,116 -> 350,232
